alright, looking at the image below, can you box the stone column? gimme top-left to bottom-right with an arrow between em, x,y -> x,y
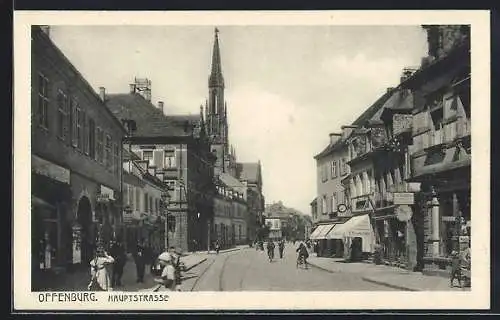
430,190 -> 440,257
452,192 -> 460,252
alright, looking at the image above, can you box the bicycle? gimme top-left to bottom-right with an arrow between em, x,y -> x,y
296,254 -> 308,269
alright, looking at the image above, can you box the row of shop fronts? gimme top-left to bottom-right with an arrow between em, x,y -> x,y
31,156 -> 123,290
312,25 -> 471,275
309,214 -> 374,261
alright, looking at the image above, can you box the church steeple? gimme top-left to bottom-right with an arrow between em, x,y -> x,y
209,27 -> 224,89
206,27 -> 232,175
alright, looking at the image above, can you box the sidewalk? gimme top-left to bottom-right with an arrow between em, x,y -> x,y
307,255 -> 468,291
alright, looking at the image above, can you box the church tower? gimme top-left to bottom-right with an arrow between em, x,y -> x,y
206,27 -> 232,175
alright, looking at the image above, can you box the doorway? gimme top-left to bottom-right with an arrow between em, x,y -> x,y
77,196 -> 93,265
350,237 -> 363,261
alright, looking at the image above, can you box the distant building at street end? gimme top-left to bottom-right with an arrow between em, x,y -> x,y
264,218 -> 282,241
236,161 -> 265,243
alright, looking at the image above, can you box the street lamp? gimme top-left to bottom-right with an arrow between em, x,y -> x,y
161,191 -> 171,250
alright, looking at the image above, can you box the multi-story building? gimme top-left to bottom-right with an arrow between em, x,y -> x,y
106,79 -> 215,253
31,26 -> 126,289
122,149 -> 171,254
236,162 -> 265,243
312,132 -> 351,256
213,172 -> 248,248
403,25 -> 471,275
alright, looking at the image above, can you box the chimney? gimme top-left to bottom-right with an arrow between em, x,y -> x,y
341,125 -> 358,139
99,87 -> 106,102
400,68 -> 417,84
329,133 -> 341,145
158,101 -> 164,113
129,84 -> 136,94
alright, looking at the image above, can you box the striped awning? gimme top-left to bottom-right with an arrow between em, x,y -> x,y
309,224 -> 336,240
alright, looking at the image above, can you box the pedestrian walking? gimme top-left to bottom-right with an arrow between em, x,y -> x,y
266,240 -> 275,262
134,240 -> 146,283
169,246 -> 185,291
152,252 -> 176,291
450,250 -> 462,287
215,240 -> 220,255
278,239 -> 285,259
109,239 -> 126,287
87,246 -> 115,291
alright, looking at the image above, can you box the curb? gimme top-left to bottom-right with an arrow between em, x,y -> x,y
361,277 -> 418,291
308,261 -> 337,273
184,258 -> 208,272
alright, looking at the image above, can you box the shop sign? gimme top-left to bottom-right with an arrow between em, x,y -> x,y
32,155 -> 70,184
393,192 -> 415,205
393,114 -> 413,136
100,185 -> 115,200
395,205 -> 413,222
442,216 -> 457,222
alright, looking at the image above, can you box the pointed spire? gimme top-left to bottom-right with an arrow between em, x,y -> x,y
209,27 -> 224,88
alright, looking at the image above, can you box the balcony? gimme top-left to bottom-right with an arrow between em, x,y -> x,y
373,192 -> 394,208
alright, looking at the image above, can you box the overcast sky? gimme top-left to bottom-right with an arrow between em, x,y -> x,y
49,25 -> 428,215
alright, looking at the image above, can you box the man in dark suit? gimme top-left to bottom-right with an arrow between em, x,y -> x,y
109,239 -> 126,287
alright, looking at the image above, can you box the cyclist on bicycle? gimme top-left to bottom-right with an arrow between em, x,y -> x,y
296,242 -> 309,269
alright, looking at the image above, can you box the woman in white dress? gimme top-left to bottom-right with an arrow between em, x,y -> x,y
88,247 -> 115,291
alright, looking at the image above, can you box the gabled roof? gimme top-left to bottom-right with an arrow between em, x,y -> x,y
218,172 -> 246,193
236,162 -> 260,183
106,93 -> 202,138
313,139 -> 347,160
352,89 -> 394,126
381,89 -> 413,112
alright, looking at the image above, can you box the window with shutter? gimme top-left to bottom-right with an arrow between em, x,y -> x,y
154,150 -> 165,169
123,184 -> 129,205
135,187 -> 141,211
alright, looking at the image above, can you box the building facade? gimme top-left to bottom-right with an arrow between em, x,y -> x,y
213,173 -> 249,248
236,162 -> 265,243
403,25 -> 471,274
122,150 -> 171,254
312,132 -> 352,256
106,81 -> 215,253
31,26 -> 125,288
